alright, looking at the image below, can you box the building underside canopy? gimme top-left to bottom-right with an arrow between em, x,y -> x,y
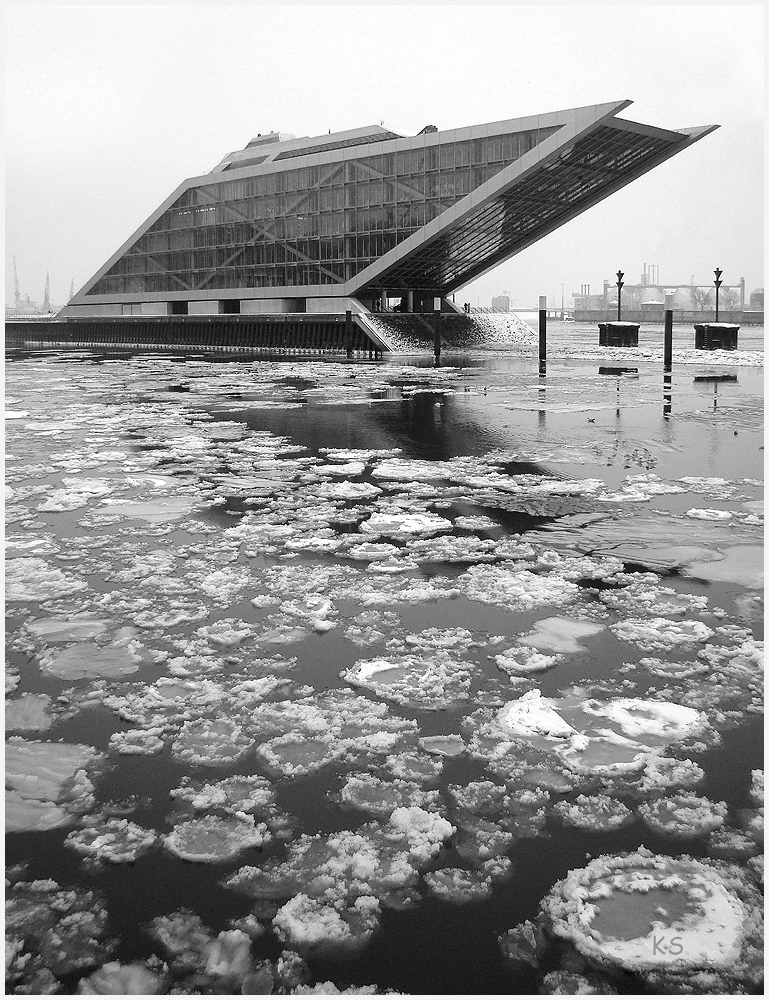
359,124 -> 690,293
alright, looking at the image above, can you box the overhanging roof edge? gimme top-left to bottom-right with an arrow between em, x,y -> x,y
345,102 -> 626,294
448,123 -> 719,292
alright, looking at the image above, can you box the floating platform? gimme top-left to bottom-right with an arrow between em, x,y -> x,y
598,321 -> 640,347
694,323 -> 739,351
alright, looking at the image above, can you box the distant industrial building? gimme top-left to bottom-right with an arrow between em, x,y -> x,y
573,267 -> 756,323
491,295 -> 511,312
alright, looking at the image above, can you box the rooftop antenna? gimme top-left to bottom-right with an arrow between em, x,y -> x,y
13,256 -> 20,309
43,272 -> 51,312
70,278 -> 75,301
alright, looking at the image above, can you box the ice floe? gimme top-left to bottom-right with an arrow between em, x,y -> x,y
541,849 -> 763,987
476,689 -> 712,778
78,960 -> 163,994
517,617 -> 605,654
423,868 -> 493,903
65,817 -> 158,863
459,565 -> 580,610
6,738 -> 103,831
342,654 -> 472,710
610,617 -> 714,651
637,792 -> 728,837
228,809 -> 454,952
552,794 -> 634,831
164,814 -> 270,862
5,692 -> 55,732
39,640 -> 142,679
6,876 -> 114,991
6,557 -> 88,601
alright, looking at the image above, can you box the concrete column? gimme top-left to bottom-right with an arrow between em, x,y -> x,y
407,291 -> 414,313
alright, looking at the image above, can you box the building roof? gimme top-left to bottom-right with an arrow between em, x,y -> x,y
211,125 -> 404,173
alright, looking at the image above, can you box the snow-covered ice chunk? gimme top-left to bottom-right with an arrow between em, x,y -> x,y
334,774 -> 440,818
423,868 -> 493,903
342,654 -> 472,710
65,818 -> 158,863
359,511 -> 452,538
39,642 -> 142,679
6,557 -> 88,601
682,544 -> 763,589
519,617 -> 604,654
419,735 -> 466,757
170,774 -> 275,815
5,693 -> 54,732
459,565 -> 580,611
495,645 -> 560,675
6,738 -> 103,831
273,894 -> 381,955
6,877 -> 113,987
552,794 -> 634,831
541,849 -> 763,982
497,690 -> 578,740
171,718 -> 254,766
99,497 -> 195,522
490,690 -> 710,776
28,615 -> 109,642
610,617 -> 714,652
387,806 -> 455,864
77,960 -> 162,994
638,792 -> 728,837
164,815 -> 270,862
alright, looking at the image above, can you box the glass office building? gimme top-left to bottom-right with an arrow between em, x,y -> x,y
63,102 -> 716,319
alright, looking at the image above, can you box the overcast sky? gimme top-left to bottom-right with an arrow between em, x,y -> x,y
5,4 -> 764,309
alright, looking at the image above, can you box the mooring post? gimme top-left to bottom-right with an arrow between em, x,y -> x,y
538,295 -> 547,374
663,308 -> 673,372
433,296 -> 442,364
344,310 -> 353,359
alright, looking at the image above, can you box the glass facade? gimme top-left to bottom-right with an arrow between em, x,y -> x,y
369,125 -> 682,290
88,126 -> 561,296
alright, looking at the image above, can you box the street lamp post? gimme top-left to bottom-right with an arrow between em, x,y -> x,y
714,268 -> 723,322
616,270 -> 624,322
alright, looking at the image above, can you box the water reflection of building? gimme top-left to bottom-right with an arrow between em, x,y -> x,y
61,101 -> 717,330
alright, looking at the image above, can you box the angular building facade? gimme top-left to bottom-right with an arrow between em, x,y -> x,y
62,101 -> 716,328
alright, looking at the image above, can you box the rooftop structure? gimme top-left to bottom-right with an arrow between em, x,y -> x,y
61,102 -> 717,321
